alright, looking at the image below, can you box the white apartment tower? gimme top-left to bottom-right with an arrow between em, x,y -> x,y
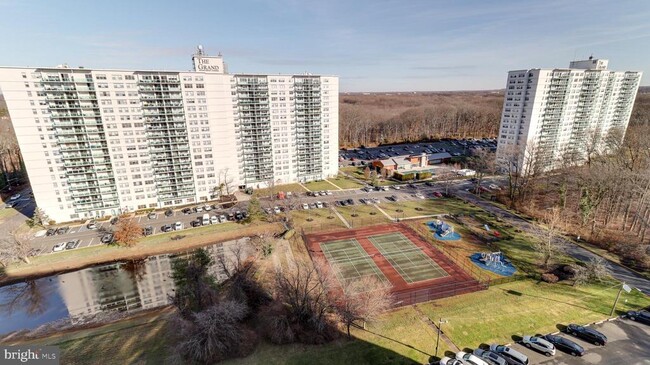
0,48 -> 339,222
496,57 -> 642,172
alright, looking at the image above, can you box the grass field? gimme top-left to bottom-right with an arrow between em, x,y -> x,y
253,183 -> 308,198
329,174 -> 365,189
290,208 -> 346,231
304,180 -> 340,191
416,279 -> 650,349
380,198 -> 481,219
335,204 -> 389,226
0,207 -> 19,221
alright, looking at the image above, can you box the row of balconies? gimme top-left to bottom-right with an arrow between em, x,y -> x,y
138,86 -> 181,92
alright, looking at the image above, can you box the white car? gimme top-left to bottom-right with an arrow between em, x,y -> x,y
325,190 -> 333,195
415,193 -> 425,199
273,206 -> 282,214
439,357 -> 463,365
489,184 -> 502,191
219,214 -> 227,222
204,205 -> 213,211
455,351 -> 489,365
316,201 -> 323,209
210,215 -> 219,224
522,335 -> 555,356
174,221 -> 183,230
9,194 -> 21,200
195,206 -> 204,213
52,242 -> 67,252
392,185 -> 401,190
302,203 -> 309,210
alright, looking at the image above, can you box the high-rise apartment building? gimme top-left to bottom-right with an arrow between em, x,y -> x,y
496,57 -> 642,172
0,48 -> 338,222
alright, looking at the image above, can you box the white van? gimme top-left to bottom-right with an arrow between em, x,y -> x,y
202,214 -> 210,226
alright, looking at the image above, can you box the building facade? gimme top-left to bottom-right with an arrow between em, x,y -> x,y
496,57 -> 642,172
0,49 -> 338,222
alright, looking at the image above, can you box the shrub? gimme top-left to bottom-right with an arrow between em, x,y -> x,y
541,273 -> 559,283
416,172 -> 432,180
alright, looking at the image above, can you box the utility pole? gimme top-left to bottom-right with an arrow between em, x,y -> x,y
435,318 -> 448,357
610,282 -> 630,316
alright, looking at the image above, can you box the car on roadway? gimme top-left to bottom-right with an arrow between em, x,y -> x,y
488,344 -> 529,365
626,309 -> 650,325
210,215 -> 219,224
473,348 -> 507,365
455,351 -> 489,365
174,221 -> 183,231
9,194 -> 21,200
86,221 -> 97,229
143,226 -> 153,236
164,209 -> 173,217
543,334 -> 584,356
52,242 -> 67,252
439,357 -> 463,365
148,212 -> 157,219
566,323 -> 607,346
101,234 -> 114,244
65,239 -> 81,250
45,228 -> 56,236
522,335 -> 555,356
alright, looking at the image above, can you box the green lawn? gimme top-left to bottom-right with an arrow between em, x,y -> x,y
304,180 -> 340,191
329,175 -> 365,189
253,183 -> 308,198
380,198 -> 483,219
417,279 -> 650,349
335,204 -> 389,227
138,222 -> 241,246
290,208 -> 346,231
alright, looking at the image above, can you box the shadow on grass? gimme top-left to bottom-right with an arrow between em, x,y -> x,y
353,323 -> 432,357
511,335 -> 523,343
556,324 -> 568,332
497,287 -> 599,314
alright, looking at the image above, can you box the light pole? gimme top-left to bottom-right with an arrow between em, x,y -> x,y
435,318 -> 448,357
610,282 -> 631,316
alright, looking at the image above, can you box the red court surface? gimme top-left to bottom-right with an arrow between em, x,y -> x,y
304,223 -> 485,306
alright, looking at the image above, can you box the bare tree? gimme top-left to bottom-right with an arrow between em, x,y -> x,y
218,168 -> 236,197
573,257 -> 609,286
335,276 -> 393,338
467,147 -> 495,197
534,207 -> 565,269
498,142 -> 541,206
113,219 -> 143,247
0,230 -> 33,265
32,207 -> 49,227
363,166 -> 371,180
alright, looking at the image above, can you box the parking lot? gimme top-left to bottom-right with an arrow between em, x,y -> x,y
444,318 -> 650,365
339,138 -> 497,166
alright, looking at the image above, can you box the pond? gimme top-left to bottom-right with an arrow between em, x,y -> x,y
0,238 -> 252,336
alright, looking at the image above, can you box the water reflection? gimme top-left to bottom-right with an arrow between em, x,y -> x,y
0,238 -> 253,336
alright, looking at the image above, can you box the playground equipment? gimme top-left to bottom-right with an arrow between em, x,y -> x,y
470,251 -> 516,276
480,251 -> 505,267
427,220 -> 461,241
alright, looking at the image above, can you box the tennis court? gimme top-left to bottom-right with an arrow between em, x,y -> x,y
368,232 -> 449,283
321,238 -> 389,287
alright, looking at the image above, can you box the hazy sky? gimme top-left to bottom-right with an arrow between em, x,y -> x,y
1,0 -> 648,92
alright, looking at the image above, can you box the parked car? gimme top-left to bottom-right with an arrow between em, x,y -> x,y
489,184 -> 502,191
182,207 -> 192,215
425,181 -> 435,186
273,206 -> 282,214
439,357 -> 463,365
346,198 -> 355,205
392,185 -> 401,190
9,194 -> 21,200
4,201 -> 17,209
362,186 -> 373,192
626,310 -> 650,325
522,335 -> 555,356
56,226 -> 70,235
110,217 -> 119,225
86,221 -> 97,229
174,221 -> 183,231
381,186 -> 389,191
65,239 -> 81,250
473,348 -> 507,365
227,213 -> 235,221
164,209 -> 173,217
52,242 -> 67,252
195,206 -> 204,213
455,351 -> 489,365
45,228 -> 56,236
143,226 -> 153,236
316,201 -> 323,209
190,220 -> 202,227
219,214 -> 227,223
148,212 -> 157,219
433,191 -> 443,198
489,344 -> 529,365
414,193 -> 425,199
235,211 -> 243,220
566,324 -> 607,346
387,195 -> 398,202
325,190 -> 333,195
204,205 -> 212,211
543,334 -> 584,356
101,234 -> 114,244
161,224 -> 173,233
210,215 -> 219,224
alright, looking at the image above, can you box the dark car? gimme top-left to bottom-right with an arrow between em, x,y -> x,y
235,211 -> 243,220
101,234 -> 113,244
543,334 -> 584,356
110,217 -> 119,225
65,239 -> 81,250
190,220 -> 202,227
161,224 -> 173,233
182,207 -> 192,215
566,324 -> 607,345
346,198 -> 354,205
425,181 -> 435,186
164,209 -> 174,217
45,228 -> 56,236
56,226 -> 70,235
227,213 -> 235,221
143,226 -> 153,236
626,310 -> 650,325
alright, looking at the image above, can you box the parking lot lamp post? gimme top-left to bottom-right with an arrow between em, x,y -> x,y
610,282 -> 631,316
435,318 -> 448,357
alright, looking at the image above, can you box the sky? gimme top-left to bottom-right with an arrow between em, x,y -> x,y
1,0 -> 649,92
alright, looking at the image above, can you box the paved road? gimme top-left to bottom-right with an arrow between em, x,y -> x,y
454,187 -> 650,295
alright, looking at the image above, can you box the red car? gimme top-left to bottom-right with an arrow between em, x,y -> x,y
433,192 -> 443,198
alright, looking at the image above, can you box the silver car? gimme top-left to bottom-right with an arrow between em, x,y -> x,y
522,335 -> 555,356
473,348 -> 507,365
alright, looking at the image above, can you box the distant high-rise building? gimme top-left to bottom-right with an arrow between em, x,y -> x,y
0,48 -> 338,222
496,57 -> 642,172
